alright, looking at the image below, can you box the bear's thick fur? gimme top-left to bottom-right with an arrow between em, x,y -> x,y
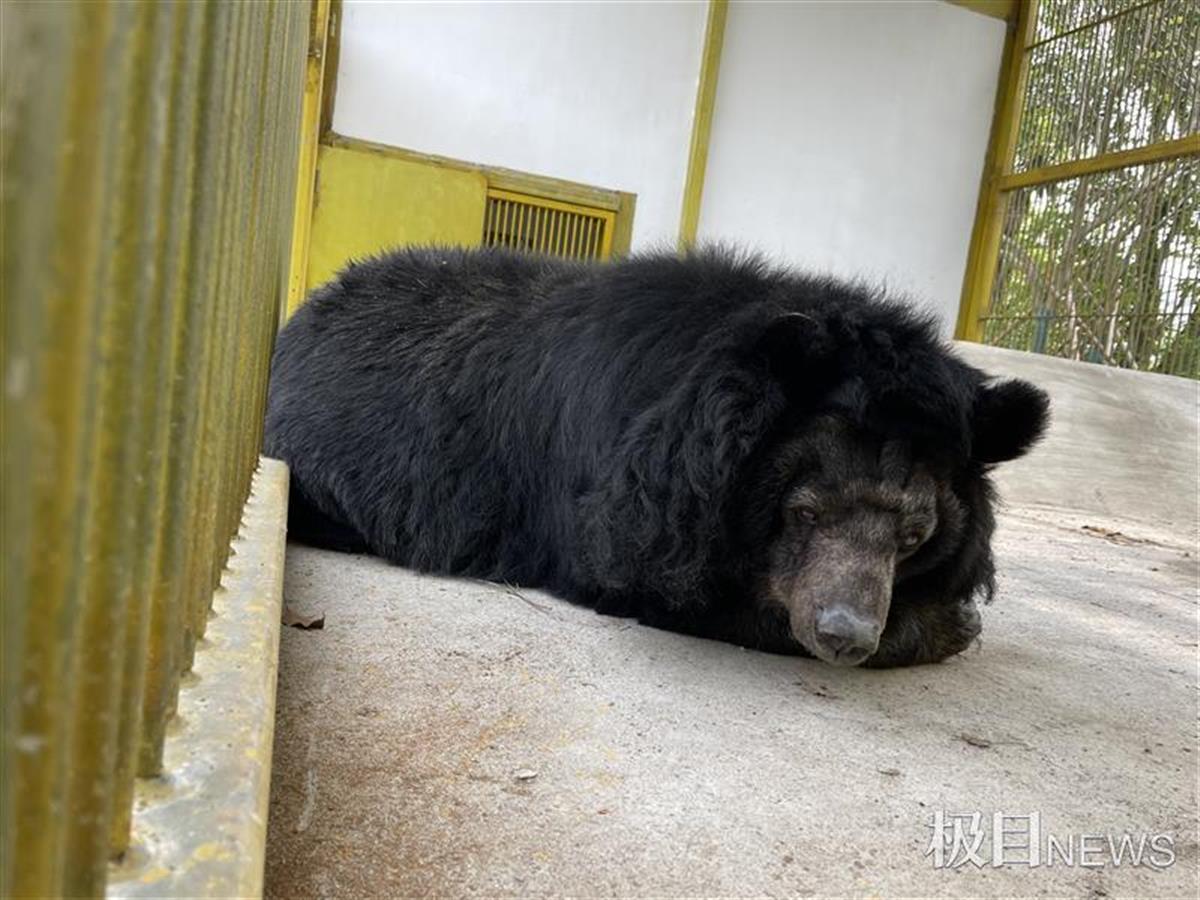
265,247 -> 1048,667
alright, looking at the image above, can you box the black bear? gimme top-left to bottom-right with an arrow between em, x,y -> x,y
265,247 -> 1048,668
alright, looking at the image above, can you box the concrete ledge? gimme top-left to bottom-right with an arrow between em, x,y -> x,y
955,342 -> 1199,543
108,457 -> 289,899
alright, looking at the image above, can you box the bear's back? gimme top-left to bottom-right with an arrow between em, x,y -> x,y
264,245 -> 967,588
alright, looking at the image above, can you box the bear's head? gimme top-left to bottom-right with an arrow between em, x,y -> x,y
737,314 -> 1050,666
582,300 -> 1049,668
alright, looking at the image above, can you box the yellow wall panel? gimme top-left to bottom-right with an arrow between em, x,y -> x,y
304,143 -> 487,294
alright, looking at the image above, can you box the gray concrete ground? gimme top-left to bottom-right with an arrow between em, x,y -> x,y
265,347 -> 1198,898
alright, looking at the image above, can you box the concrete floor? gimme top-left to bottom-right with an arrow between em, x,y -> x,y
265,348 -> 1198,898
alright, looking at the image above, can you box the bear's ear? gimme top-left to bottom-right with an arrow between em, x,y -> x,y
754,312 -> 842,394
972,378 -> 1050,464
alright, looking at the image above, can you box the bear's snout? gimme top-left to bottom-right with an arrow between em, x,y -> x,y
814,606 -> 882,666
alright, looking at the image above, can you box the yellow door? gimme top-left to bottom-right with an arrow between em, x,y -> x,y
304,143 -> 489,292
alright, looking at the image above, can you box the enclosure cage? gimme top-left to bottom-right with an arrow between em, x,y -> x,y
959,0 -> 1200,378
3,1 -> 1198,898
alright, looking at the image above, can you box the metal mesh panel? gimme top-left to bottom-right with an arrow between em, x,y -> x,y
483,189 -> 615,261
982,155 -> 1199,377
1033,0 -> 1154,44
1016,0 -> 1200,171
969,0 -> 1200,378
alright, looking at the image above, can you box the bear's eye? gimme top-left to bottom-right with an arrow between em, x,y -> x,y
791,507 -> 818,527
899,530 -> 925,551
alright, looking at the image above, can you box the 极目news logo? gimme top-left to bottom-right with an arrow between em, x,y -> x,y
926,811 -> 1175,869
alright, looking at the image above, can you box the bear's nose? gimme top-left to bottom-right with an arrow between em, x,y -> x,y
815,607 -> 880,665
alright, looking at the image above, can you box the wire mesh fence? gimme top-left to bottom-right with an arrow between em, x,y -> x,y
982,155 -> 1199,377
1034,0 -> 1159,44
975,0 -> 1200,378
1017,0 -> 1199,172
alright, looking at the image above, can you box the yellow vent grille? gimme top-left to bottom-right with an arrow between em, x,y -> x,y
483,189 -> 615,261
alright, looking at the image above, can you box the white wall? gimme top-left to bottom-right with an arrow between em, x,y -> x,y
698,1 -> 1005,332
331,1 -> 1005,330
333,0 -> 707,249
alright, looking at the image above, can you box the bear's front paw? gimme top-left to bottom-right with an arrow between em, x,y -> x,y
866,599 -> 982,668
940,599 -> 982,657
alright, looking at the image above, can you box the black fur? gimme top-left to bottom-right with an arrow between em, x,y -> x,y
265,246 -> 1049,666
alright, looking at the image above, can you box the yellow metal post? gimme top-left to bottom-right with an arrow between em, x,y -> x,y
678,0 -> 728,250
2,3 -> 112,893
286,0 -> 332,318
108,0 -> 204,855
995,134 -> 1200,191
62,2 -> 187,884
138,1 -> 235,772
955,0 -> 1038,342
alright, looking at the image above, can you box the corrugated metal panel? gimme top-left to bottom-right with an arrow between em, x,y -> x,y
0,1 -> 309,896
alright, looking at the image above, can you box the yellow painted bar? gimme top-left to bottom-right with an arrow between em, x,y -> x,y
286,0 -> 332,318
325,134 -> 627,212
108,0 -> 203,853
601,208 -> 617,259
62,3 -> 175,887
1,1 -> 309,895
996,134 -> 1200,191
2,2 -> 112,893
955,0 -> 1038,342
141,1 -> 237,769
319,0 -> 343,137
678,0 -> 728,249
188,0 -> 244,672
611,192 -> 636,257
